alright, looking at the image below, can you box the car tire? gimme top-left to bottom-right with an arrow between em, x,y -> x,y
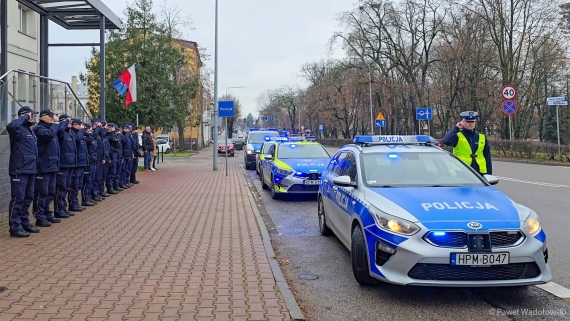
166,148 -> 170,154
256,164 -> 260,175
261,172 -> 269,190
318,196 -> 333,236
351,225 -> 378,286
270,176 -> 280,200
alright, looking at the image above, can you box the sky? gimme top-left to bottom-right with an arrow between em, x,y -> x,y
48,0 -> 354,118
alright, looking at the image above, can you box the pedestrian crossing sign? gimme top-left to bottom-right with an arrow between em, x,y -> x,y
376,112 -> 385,120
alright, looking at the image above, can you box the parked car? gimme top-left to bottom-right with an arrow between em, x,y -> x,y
232,139 -> 245,150
218,143 -> 235,156
156,139 -> 171,154
156,134 -> 172,149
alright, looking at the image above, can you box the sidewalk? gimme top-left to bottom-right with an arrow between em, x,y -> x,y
0,151 -> 292,320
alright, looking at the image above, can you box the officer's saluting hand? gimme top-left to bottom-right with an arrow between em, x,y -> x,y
7,106 -> 40,237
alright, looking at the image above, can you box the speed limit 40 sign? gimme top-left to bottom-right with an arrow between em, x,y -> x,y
501,85 -> 517,100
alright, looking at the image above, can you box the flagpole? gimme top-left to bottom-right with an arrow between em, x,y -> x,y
212,0 -> 219,170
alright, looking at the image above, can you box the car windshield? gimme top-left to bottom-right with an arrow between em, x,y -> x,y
247,132 -> 280,143
277,144 -> 330,159
157,140 -> 167,144
361,152 -> 485,187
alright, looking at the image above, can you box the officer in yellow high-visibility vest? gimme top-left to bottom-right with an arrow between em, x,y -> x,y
442,111 -> 492,176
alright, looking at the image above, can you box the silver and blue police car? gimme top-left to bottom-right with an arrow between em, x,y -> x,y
244,128 -> 280,170
318,135 -> 551,287
260,136 -> 331,200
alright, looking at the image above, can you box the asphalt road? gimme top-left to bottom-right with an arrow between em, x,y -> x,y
238,147 -> 570,321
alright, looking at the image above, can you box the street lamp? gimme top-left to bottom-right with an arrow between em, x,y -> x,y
223,86 -> 245,175
212,0 -> 220,170
350,57 -> 375,135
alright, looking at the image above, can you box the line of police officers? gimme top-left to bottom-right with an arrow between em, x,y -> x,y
7,106 -> 141,238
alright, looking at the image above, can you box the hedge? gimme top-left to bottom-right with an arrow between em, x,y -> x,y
317,138 -> 570,163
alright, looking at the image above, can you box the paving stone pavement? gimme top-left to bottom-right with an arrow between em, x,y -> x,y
0,151 -> 290,320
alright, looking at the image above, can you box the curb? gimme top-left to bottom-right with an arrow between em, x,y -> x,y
244,176 -> 306,321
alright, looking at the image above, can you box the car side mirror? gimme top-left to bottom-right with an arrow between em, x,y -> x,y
333,175 -> 357,188
254,150 -> 261,154
264,154 -> 273,160
484,174 -> 499,185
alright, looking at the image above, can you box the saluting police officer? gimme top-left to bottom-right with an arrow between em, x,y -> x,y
99,121 -> 111,198
82,123 -> 97,206
92,119 -> 105,201
7,106 -> 40,237
442,111 -> 493,176
121,123 -> 133,188
33,109 -> 67,227
106,124 -> 119,194
114,125 -> 125,191
68,119 -> 87,212
130,125 -> 141,185
55,114 -> 76,218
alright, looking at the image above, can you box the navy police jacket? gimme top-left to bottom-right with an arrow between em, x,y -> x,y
7,114 -> 38,176
94,127 -> 105,160
102,131 -> 111,161
121,131 -> 133,159
59,127 -> 77,169
84,133 -> 97,164
34,120 -> 67,173
116,132 -> 124,159
73,128 -> 88,167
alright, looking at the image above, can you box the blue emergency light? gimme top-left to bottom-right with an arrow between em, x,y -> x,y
353,135 -> 433,144
268,136 -> 289,142
249,128 -> 260,131
267,127 -> 277,131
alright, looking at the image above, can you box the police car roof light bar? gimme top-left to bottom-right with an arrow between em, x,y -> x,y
267,127 -> 277,131
249,128 -> 259,131
268,136 -> 289,142
353,135 -> 433,145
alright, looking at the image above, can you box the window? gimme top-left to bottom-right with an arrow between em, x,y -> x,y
267,145 -> 276,157
327,152 -> 341,171
276,144 -> 330,159
361,152 -> 485,187
261,143 -> 273,154
341,153 -> 358,183
333,152 -> 348,176
19,6 -> 29,34
247,132 -> 280,144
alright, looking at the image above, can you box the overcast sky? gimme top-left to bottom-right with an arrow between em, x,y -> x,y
48,0 -> 354,118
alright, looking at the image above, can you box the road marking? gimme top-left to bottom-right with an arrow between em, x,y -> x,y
495,176 -> 569,188
535,282 -> 570,298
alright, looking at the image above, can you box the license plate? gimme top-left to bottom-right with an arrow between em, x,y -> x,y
451,253 -> 509,266
304,179 -> 321,185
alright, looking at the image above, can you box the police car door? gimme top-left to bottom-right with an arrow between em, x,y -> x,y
322,151 -> 342,222
326,152 -> 348,232
336,152 -> 359,243
263,144 -> 276,185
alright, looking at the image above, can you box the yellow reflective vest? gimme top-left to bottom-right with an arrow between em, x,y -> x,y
453,131 -> 488,174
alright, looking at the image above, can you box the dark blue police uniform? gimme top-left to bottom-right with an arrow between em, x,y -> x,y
7,106 -> 40,237
93,125 -> 105,198
33,109 -> 68,226
82,124 -> 98,205
114,127 -> 124,190
106,125 -> 119,194
100,123 -> 111,197
55,114 -> 77,217
130,128 -> 140,184
121,124 -> 133,187
69,119 -> 87,211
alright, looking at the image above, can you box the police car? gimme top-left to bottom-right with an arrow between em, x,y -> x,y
244,128 -> 280,170
318,135 -> 551,287
260,136 -> 331,199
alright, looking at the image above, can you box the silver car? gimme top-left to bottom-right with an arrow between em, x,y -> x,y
318,135 -> 552,287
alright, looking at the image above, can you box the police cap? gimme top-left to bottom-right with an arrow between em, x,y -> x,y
91,118 -> 102,123
39,109 -> 55,117
72,119 -> 82,125
84,123 -> 92,129
59,114 -> 70,121
460,111 -> 478,120
18,106 -> 38,115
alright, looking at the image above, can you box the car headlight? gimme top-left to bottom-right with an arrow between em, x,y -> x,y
276,167 -> 293,175
369,206 -> 420,236
524,211 -> 541,235
246,149 -> 253,154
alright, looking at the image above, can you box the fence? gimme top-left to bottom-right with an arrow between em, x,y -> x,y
0,70 -> 90,134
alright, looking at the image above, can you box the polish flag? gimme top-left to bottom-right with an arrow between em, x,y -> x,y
117,64 -> 137,106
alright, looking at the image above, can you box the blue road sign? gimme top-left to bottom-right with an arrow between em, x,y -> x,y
218,101 -> 235,117
375,120 -> 386,127
416,107 -> 432,120
318,124 -> 324,133
501,100 -> 518,115
269,117 -> 274,121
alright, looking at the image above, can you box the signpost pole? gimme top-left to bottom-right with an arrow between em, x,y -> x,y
225,117 -> 228,175
556,105 -> 561,157
509,116 -> 513,140
418,120 -> 421,135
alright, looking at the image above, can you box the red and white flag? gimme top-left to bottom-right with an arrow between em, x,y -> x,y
116,64 -> 137,106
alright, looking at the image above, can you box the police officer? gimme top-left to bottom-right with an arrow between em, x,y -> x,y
82,124 -> 97,206
7,106 -> 40,237
130,125 -> 141,185
68,119 -> 87,212
92,119 -> 106,200
99,121 -> 111,198
54,114 -> 77,218
121,123 -> 134,188
33,109 -> 68,227
106,123 -> 119,194
442,111 -> 493,176
114,125 -> 125,191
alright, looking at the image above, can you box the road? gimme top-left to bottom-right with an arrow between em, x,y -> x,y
237,146 -> 570,321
